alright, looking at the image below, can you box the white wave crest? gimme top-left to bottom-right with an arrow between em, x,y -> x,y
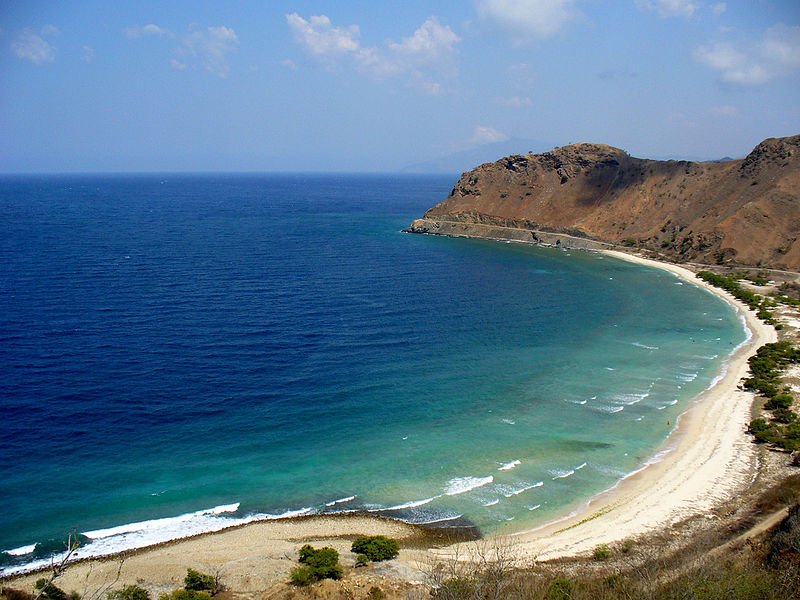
502,482 -> 544,497
381,497 -> 438,511
325,495 -> 356,507
498,460 -> 521,471
551,469 -> 575,480
631,342 -> 659,350
444,476 -> 494,496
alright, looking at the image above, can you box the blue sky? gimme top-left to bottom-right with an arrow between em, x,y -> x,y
1,1 -> 799,172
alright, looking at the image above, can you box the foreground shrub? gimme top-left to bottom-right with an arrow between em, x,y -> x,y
107,586 -> 149,600
592,544 -> 611,561
766,393 -> 795,411
547,577 -> 574,600
183,570 -> 216,594
157,591 -> 209,600
1,588 -> 33,600
351,535 -> 400,562
288,566 -> 316,587
289,544 -> 342,586
34,580 -> 70,600
355,554 -> 370,567
430,577 -> 475,600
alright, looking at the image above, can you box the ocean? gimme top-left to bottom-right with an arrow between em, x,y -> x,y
0,174 -> 748,573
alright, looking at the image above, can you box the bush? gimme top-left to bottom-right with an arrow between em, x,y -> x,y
547,577 -> 574,600
431,577 -> 475,600
355,554 -> 370,567
157,591 -> 209,600
290,545 -> 342,585
34,580 -> 68,600
108,586 -> 149,600
593,544 -> 611,561
766,393 -> 795,411
350,535 -> 400,562
183,570 -> 215,593
2,588 -> 33,600
773,408 -> 798,424
288,566 -> 316,587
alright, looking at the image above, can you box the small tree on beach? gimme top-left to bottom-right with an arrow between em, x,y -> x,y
289,545 -> 342,586
351,536 -> 400,562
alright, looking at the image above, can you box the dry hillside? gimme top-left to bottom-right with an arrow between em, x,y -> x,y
412,135 -> 800,270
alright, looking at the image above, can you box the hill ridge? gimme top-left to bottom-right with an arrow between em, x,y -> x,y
409,135 -> 800,270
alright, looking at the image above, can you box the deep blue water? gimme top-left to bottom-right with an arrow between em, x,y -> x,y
0,174 -> 747,571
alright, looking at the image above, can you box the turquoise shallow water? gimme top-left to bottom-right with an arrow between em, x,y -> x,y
0,174 -> 747,571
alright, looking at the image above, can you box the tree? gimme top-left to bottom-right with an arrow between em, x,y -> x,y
107,586 -> 149,600
350,536 -> 400,562
289,545 -> 342,586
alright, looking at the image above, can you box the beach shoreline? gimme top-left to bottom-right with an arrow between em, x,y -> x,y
2,246 -> 781,594
483,248 -> 778,560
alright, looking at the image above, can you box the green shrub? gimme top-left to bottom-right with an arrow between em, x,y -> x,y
547,577 -> 574,600
355,554 -> 370,567
290,544 -> 342,585
773,408 -> 798,424
366,587 -> 386,600
108,586 -> 150,600
183,569 -> 215,593
765,393 -> 795,411
288,566 -> 316,587
34,580 -> 68,600
157,591 -> 209,600
350,535 -> 400,562
593,544 -> 611,561
431,577 -> 475,599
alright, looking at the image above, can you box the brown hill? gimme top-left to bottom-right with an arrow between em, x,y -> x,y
409,135 -> 800,271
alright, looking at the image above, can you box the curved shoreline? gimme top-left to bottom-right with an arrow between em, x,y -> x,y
2,247 -> 780,592
488,249 -> 777,560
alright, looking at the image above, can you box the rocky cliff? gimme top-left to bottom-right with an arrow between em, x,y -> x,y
408,135 -> 800,271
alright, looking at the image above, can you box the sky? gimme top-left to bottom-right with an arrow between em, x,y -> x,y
1,0 -> 799,173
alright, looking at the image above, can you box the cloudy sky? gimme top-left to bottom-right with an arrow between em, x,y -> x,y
1,1 -> 798,172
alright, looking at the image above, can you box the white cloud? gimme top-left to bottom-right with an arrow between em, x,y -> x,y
179,25 -> 239,78
471,126 -> 510,145
81,45 -> 95,63
694,25 -> 800,85
286,13 -> 460,94
637,0 -> 699,18
126,23 -> 170,39
694,42 -> 769,84
712,3 -> 727,17
127,23 -> 238,78
11,29 -> 56,64
761,25 -> 800,69
476,0 -> 577,41
499,95 -> 533,107
286,14 -> 360,57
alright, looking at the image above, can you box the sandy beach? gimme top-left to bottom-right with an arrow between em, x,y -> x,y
485,250 -> 778,560
4,250 -> 779,595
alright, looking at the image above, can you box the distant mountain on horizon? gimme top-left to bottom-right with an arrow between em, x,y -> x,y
401,138 -> 555,174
